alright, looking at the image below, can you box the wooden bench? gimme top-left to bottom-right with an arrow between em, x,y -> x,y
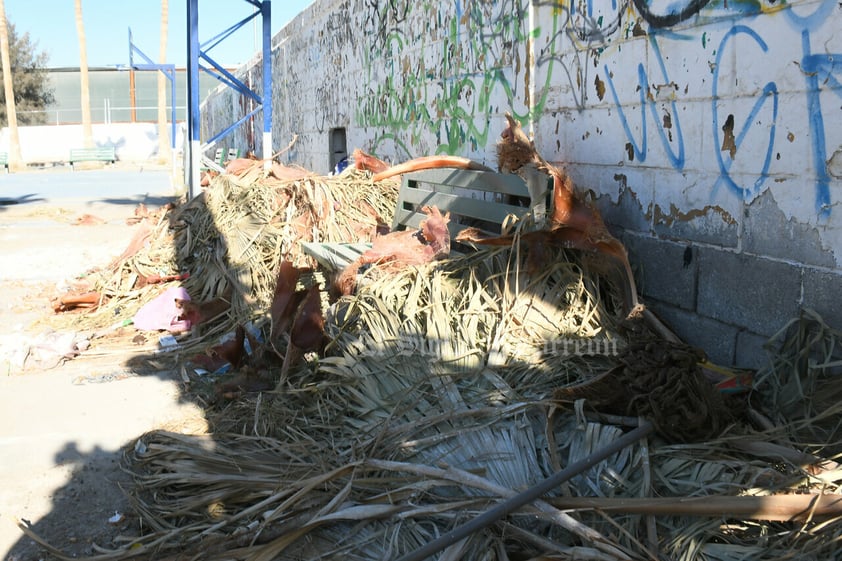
69,147 -> 116,170
301,168 -> 551,271
0,152 -> 8,173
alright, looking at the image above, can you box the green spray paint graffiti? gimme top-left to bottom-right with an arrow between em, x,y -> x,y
354,1 -> 558,157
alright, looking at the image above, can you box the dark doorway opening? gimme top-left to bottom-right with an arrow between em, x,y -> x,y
330,127 -> 348,173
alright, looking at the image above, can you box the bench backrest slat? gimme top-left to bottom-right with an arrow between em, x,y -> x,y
70,147 -> 116,159
393,168 -> 549,238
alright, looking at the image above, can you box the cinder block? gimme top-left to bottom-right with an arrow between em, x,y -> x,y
562,107 -> 637,167
646,302 -> 738,365
802,269 -> 842,330
697,249 -> 801,336
735,330 -> 774,371
743,190 -> 835,268
625,234 -> 696,311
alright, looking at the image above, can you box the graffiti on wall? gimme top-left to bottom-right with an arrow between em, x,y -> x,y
710,26 -> 778,204
205,0 -> 838,219
351,0 -> 839,218
603,0 -> 839,218
355,0 -> 541,157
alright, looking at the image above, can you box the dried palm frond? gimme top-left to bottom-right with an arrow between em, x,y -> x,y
753,308 -> 842,452
28,164 -> 842,561
46,169 -> 399,348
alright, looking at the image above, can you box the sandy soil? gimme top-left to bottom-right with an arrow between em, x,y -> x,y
0,197 -> 207,561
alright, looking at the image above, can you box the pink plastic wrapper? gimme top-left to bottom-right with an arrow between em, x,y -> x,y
132,286 -> 192,332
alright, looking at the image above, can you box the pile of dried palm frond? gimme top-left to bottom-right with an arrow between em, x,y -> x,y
29,149 -> 842,559
47,165 -> 398,351
24,220 -> 842,560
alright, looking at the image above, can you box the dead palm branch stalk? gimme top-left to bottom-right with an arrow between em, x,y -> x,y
392,419 -> 653,561
545,494 -> 842,522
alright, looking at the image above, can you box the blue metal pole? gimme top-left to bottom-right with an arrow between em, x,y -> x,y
186,0 -> 201,197
169,67 -> 177,181
262,0 -> 272,164
201,13 -> 259,53
205,106 -> 263,147
199,51 -> 262,101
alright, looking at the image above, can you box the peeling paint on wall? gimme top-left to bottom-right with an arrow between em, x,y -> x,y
720,114 -> 737,159
594,75 -> 606,101
653,203 -> 738,228
828,148 -> 842,179
744,189 -> 837,267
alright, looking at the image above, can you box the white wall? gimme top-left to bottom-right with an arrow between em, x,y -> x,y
0,123 -> 184,164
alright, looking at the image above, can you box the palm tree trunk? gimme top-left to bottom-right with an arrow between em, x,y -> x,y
157,0 -> 171,163
0,0 -> 23,170
74,0 -> 93,148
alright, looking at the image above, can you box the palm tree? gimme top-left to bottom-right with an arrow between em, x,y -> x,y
157,0 -> 170,163
74,0 -> 93,148
0,0 -> 22,170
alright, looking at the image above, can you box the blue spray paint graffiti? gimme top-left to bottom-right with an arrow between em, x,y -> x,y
782,0 -> 840,220
799,33 -> 838,221
601,0 -> 838,218
604,35 -> 685,168
211,0 -> 838,221
711,25 -> 778,202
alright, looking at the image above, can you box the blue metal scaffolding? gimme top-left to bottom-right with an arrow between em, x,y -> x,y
128,29 -> 177,152
186,0 -> 272,197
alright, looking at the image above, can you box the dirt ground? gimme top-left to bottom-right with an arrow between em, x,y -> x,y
0,189 -> 207,560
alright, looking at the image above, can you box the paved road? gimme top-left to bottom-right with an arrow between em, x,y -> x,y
0,166 -> 182,283
0,165 -> 180,206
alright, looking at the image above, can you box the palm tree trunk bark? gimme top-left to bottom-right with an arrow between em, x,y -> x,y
0,0 -> 23,170
74,0 -> 94,149
157,0 -> 171,163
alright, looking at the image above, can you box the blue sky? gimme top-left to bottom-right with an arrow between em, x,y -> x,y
5,0 -> 314,69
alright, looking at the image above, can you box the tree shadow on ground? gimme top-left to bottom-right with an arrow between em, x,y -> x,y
5,164 -> 262,559
0,194 -> 47,209
95,196 -> 178,208
3,186 -> 209,560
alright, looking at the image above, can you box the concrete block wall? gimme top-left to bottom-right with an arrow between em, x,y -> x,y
202,0 -> 842,369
